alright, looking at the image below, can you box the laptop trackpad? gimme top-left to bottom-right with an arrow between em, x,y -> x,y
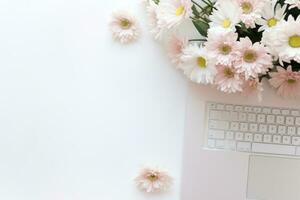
247,155 -> 300,200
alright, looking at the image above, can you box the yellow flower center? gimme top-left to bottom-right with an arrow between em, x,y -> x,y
287,78 -> 296,84
148,174 -> 159,181
267,17 -> 278,27
120,19 -> 132,29
175,6 -> 185,16
222,19 -> 231,28
241,2 -> 253,14
289,35 -> 300,48
243,50 -> 257,63
197,57 -> 207,68
224,67 -> 234,78
220,44 -> 232,55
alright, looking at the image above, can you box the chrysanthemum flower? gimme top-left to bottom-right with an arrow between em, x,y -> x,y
146,1 -> 166,40
135,167 -> 173,193
180,44 -> 216,84
285,0 -> 300,9
234,37 -> 272,79
271,16 -> 300,64
236,0 -> 266,28
269,66 -> 300,98
157,0 -> 192,29
205,30 -> 238,65
214,64 -> 243,93
167,35 -> 188,67
256,1 -> 286,32
242,78 -> 263,101
209,0 -> 241,32
109,11 -> 141,44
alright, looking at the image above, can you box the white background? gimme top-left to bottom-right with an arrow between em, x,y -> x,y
0,0 -> 188,199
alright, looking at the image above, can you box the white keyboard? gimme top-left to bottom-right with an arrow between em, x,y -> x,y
205,102 -> 300,156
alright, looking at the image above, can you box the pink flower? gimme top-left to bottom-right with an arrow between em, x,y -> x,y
269,66 -> 300,98
205,30 -> 238,65
242,78 -> 263,101
215,64 -> 243,93
135,167 -> 173,193
167,35 -> 188,67
236,0 -> 266,28
109,11 -> 141,44
234,37 -> 272,80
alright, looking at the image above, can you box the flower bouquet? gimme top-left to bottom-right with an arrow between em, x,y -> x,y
143,0 -> 300,99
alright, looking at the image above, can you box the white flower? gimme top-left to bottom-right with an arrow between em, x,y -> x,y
271,16 -> 300,63
146,1 -> 166,40
256,1 -> 286,32
286,0 -> 300,9
209,0 -> 241,32
157,0 -> 192,29
205,30 -> 238,65
109,11 -> 141,44
236,0 -> 266,28
135,167 -> 173,193
234,37 -> 272,79
180,44 -> 216,84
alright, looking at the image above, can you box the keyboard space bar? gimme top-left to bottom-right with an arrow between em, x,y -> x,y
252,143 -> 296,155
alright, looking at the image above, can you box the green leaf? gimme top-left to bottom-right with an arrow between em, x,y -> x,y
152,0 -> 159,5
192,20 -> 209,37
191,5 -> 200,18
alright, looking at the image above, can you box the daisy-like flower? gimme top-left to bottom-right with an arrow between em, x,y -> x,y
271,16 -> 300,63
180,44 -> 216,84
167,35 -> 188,67
235,37 -> 272,79
256,1 -> 286,32
157,0 -> 192,29
209,0 -> 241,32
242,78 -> 263,101
146,1 -> 165,40
285,0 -> 300,9
236,0 -> 266,28
214,64 -> 243,93
109,11 -> 141,44
135,167 -> 173,193
205,30 -> 238,65
269,66 -> 300,98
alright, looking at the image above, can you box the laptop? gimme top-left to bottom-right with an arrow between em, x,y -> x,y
181,79 -> 300,200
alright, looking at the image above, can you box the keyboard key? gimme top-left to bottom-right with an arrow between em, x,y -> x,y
207,139 -> 215,148
268,125 -> 277,134
225,105 -> 234,111
278,126 -> 286,135
272,109 -> 281,115
262,108 -> 271,114
252,143 -> 295,155
240,123 -> 248,131
235,132 -> 244,141
296,147 -> 300,155
292,137 -> 300,145
208,130 -> 225,139
249,123 -> 258,132
259,124 -> 268,133
230,122 -> 239,131
282,136 -> 291,144
263,134 -> 272,143
286,116 -> 294,125
210,110 -> 222,120
237,142 -> 251,152
254,134 -> 263,142
225,140 -> 236,150
296,117 -> 300,126
257,114 -> 265,123
287,126 -> 296,135
276,116 -> 285,124
215,140 -> 225,148
216,104 -> 225,110
297,127 -> 300,135
225,131 -> 234,140
238,113 -> 247,121
273,135 -> 281,144
291,110 -> 300,116
267,115 -> 275,124
245,133 -> 253,142
248,113 -> 256,122
282,109 -> 290,115
253,107 -> 262,113
235,105 -> 243,112
245,106 -> 252,112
